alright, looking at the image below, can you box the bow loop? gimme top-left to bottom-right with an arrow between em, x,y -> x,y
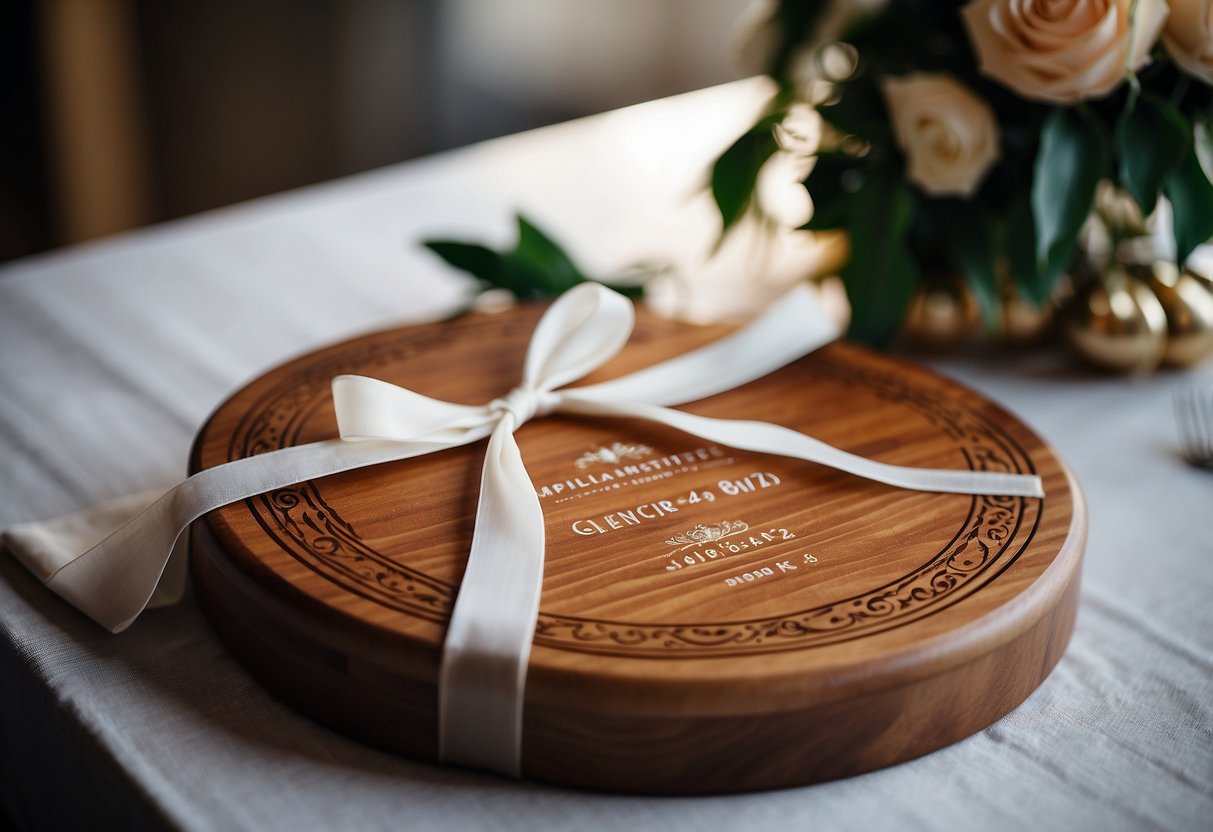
522,283 -> 634,392
332,375 -> 493,442
572,285 -> 837,407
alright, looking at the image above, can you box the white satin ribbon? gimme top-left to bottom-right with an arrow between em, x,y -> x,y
2,283 -> 1044,777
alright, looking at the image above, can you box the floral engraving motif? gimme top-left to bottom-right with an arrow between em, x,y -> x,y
575,442 -> 654,469
665,521 -> 749,550
227,327 -> 1041,657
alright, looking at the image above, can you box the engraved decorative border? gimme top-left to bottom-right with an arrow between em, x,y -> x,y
216,318 -> 1042,657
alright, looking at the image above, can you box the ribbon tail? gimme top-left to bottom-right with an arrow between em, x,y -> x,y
439,416 -> 545,777
559,399 -> 1045,498
2,437 -> 474,633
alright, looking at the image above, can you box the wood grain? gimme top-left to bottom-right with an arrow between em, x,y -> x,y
189,302 -> 1084,793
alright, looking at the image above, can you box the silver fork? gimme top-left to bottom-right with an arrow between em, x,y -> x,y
1176,386 -> 1213,468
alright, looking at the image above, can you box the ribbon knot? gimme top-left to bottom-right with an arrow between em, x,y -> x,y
8,282 -> 1045,782
489,386 -> 559,427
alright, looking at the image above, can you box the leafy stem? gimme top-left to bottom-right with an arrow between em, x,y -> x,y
422,214 -> 646,302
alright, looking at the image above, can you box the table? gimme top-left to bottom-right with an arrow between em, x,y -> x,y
2,79 -> 1210,832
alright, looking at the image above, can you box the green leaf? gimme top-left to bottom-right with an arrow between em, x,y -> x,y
1194,118 -> 1213,184
841,168 -> 918,345
929,199 -> 999,329
711,114 -> 782,234
1032,107 -> 1109,281
800,152 -> 860,231
509,214 -> 586,294
422,241 -> 502,284
423,214 -> 624,300
423,238 -> 547,298
1115,92 -> 1189,216
1003,194 -> 1054,305
496,257 -> 560,300
1163,141 -> 1213,266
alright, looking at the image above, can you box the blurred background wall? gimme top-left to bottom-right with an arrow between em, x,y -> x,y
0,0 -> 752,263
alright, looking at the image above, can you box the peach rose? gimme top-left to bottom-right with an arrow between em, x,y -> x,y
881,74 -> 1001,197
961,0 -> 1168,103
1162,0 -> 1213,83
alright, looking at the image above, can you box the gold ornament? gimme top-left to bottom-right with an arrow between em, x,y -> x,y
901,284 -> 979,350
1148,263 -> 1213,367
999,290 -> 1054,344
1184,265 -> 1213,294
1064,270 -> 1167,373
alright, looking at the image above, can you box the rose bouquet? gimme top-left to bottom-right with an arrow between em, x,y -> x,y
717,0 -> 1213,364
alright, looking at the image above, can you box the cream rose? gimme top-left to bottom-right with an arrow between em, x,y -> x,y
881,74 -> 1001,197
961,0 -> 1168,103
1162,0 -> 1213,83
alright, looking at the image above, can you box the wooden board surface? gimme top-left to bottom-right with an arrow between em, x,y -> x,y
189,303 -> 1084,794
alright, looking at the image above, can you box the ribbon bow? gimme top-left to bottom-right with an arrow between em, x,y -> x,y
3,283 -> 1044,778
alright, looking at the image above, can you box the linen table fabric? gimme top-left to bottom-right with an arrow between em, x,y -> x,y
1,80 -> 1210,831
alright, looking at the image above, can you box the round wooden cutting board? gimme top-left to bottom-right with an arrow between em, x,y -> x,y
189,302 -> 1084,794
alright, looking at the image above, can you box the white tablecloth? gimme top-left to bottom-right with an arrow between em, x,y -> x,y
1,80 -> 1210,831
